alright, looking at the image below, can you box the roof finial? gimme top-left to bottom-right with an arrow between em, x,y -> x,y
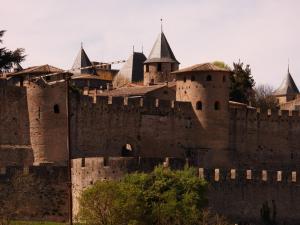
288,58 -> 290,73
142,44 -> 143,54
133,45 -> 135,53
160,18 -> 163,32
81,42 -> 83,49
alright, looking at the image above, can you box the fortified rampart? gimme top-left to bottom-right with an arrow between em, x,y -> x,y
71,156 -> 300,224
71,92 -> 300,169
230,107 -> 300,169
0,165 -> 68,222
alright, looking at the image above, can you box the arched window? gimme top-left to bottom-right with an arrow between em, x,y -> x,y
196,101 -> 202,110
191,75 -> 195,81
145,65 -> 149,72
183,76 -> 187,83
53,104 -> 60,114
121,144 -> 133,157
206,74 -> 212,81
214,101 -> 220,110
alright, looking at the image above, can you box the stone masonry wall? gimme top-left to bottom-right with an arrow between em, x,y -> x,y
0,85 -> 33,166
229,107 -> 300,169
0,165 -> 68,222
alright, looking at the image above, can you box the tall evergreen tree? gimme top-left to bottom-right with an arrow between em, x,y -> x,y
230,61 -> 255,104
0,30 -> 26,73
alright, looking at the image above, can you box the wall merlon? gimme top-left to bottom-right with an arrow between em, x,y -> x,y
199,168 -> 298,184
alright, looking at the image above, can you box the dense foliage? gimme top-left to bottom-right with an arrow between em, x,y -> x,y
0,30 -> 25,73
78,166 -> 231,225
230,61 -> 255,104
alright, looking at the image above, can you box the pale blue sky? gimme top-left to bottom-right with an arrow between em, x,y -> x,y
1,0 -> 300,88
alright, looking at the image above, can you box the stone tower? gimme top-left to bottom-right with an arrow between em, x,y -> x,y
274,66 -> 299,104
27,81 -> 68,165
173,63 -> 232,166
144,31 -> 179,85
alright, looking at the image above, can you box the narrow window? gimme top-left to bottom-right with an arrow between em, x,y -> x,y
196,101 -> 202,110
183,76 -> 187,83
145,65 -> 149,72
206,74 -> 212,81
222,75 -> 226,82
191,75 -> 195,81
214,101 -> 220,110
54,104 -> 60,114
157,63 -> 162,72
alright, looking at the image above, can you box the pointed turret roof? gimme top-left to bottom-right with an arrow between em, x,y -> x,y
144,32 -> 179,64
274,67 -> 299,96
117,52 -> 146,82
71,45 -> 95,75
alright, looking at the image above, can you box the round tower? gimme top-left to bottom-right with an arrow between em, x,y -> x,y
26,81 -> 68,165
174,63 -> 231,166
144,32 -> 179,85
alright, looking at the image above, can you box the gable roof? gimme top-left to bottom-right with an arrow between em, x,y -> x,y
71,46 -> 95,75
274,69 -> 299,96
144,32 -> 179,64
7,64 -> 64,77
117,52 -> 146,82
98,84 -> 167,97
172,62 -> 232,74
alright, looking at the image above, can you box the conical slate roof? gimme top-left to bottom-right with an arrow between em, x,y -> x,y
144,32 -> 179,64
117,52 -> 146,82
71,46 -> 95,75
274,68 -> 299,96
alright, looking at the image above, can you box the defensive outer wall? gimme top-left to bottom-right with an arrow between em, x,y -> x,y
1,81 -> 300,224
72,156 -> 300,225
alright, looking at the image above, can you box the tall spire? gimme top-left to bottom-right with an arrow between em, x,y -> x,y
274,65 -> 299,96
71,44 -> 94,75
144,30 -> 179,64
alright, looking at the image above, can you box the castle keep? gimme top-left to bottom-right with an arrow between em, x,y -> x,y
1,30 -> 300,224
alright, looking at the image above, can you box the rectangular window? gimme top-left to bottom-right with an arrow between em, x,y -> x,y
157,63 -> 162,72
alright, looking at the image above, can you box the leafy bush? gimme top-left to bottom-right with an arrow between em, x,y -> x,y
78,166 -> 231,225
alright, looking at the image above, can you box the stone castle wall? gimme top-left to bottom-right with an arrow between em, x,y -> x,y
0,85 -> 33,166
71,156 -> 300,224
230,107 -> 300,169
0,165 -> 68,222
71,93 -> 300,169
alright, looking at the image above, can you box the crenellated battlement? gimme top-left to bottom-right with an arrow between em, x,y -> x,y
230,107 -> 300,121
75,92 -> 192,115
71,157 -> 299,184
0,165 -> 68,182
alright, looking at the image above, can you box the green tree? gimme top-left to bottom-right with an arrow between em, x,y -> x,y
230,61 -> 255,104
212,61 -> 231,70
78,166 -> 231,225
0,30 -> 26,73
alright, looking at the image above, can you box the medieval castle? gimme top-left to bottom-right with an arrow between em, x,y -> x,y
1,29 -> 300,224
